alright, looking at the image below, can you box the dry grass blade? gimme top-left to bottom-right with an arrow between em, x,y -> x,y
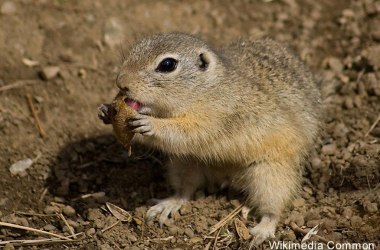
0,80 -> 41,92
59,213 -> 76,238
0,238 -> 80,247
106,202 -> 132,222
301,223 -> 320,242
26,93 -> 47,137
148,236 -> 174,243
209,204 -> 244,234
0,221 -> 71,240
213,228 -> 221,250
101,220 -> 120,233
365,114 -> 380,137
289,222 -> 330,244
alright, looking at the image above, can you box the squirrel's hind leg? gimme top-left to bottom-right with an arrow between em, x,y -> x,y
146,157 -> 205,226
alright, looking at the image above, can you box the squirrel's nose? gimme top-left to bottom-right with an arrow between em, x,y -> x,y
118,85 -> 129,92
116,73 -> 129,91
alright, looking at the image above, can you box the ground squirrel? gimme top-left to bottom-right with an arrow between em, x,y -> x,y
98,32 -> 321,245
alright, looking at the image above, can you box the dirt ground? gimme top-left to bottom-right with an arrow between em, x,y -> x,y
0,0 -> 379,249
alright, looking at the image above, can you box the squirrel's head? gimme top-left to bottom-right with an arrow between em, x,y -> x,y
117,33 -> 225,117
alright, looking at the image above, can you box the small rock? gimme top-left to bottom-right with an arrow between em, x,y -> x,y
292,198 -> 305,208
87,208 -> 105,221
326,57 -> 344,73
126,232 -> 138,242
63,225 -> 75,234
350,215 -> 362,228
184,227 -> 194,238
343,97 -> 354,109
322,218 -> 337,232
179,202 -> 192,215
100,244 -> 112,250
288,211 -> 305,227
305,209 -> 320,221
1,1 -> 17,15
86,227 -> 96,236
306,219 -> 320,228
40,66 -> 60,80
363,201 -> 378,214
3,243 -> 15,250
311,157 -> 322,168
189,236 -> 203,244
321,143 -> 337,155
9,158 -> 33,177
62,205 -> 76,217
281,230 -> 296,241
67,219 -> 80,229
43,224 -> 57,231
342,207 -> 354,219
44,205 -> 60,214
168,225 -> 179,235
367,45 -> 380,69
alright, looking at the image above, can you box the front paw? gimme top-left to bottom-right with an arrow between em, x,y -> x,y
98,104 -> 114,125
129,114 -> 156,136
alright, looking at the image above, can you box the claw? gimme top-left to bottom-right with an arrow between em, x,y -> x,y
249,215 -> 277,246
98,104 -> 114,124
146,198 -> 187,226
129,114 -> 154,136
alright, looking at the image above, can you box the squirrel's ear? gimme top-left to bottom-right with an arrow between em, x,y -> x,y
198,52 -> 211,71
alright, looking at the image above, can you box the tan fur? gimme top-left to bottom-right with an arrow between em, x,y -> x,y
116,32 -> 321,244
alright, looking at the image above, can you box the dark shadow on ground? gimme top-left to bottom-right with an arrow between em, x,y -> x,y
46,134 -> 168,216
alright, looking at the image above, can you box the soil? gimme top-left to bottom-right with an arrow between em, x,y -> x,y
0,0 -> 379,249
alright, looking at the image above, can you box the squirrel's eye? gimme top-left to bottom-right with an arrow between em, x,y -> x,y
156,58 -> 177,73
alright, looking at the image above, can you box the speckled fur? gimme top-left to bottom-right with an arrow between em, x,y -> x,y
116,32 -> 321,244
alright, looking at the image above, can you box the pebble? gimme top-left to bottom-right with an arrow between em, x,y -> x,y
363,201 -> 378,214
321,143 -> 337,155
311,157 -> 322,168
179,202 -> 192,215
168,225 -> 179,235
343,97 -> 354,109
67,219 -> 80,229
326,57 -> 343,73
367,45 -> 380,69
86,227 -> 96,236
63,225 -> 75,234
87,208 -> 105,221
126,232 -> 138,242
305,209 -> 320,221
189,237 -> 203,244
350,215 -> 362,228
100,244 -> 112,250
43,224 -> 57,231
63,205 -> 76,217
3,243 -> 15,250
9,158 -> 33,177
184,227 -> 194,238
40,66 -> 60,80
288,211 -> 305,227
1,1 -> 17,15
306,219 -> 320,228
292,198 -> 305,208
322,218 -> 337,232
44,205 -> 60,214
281,230 -> 296,241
